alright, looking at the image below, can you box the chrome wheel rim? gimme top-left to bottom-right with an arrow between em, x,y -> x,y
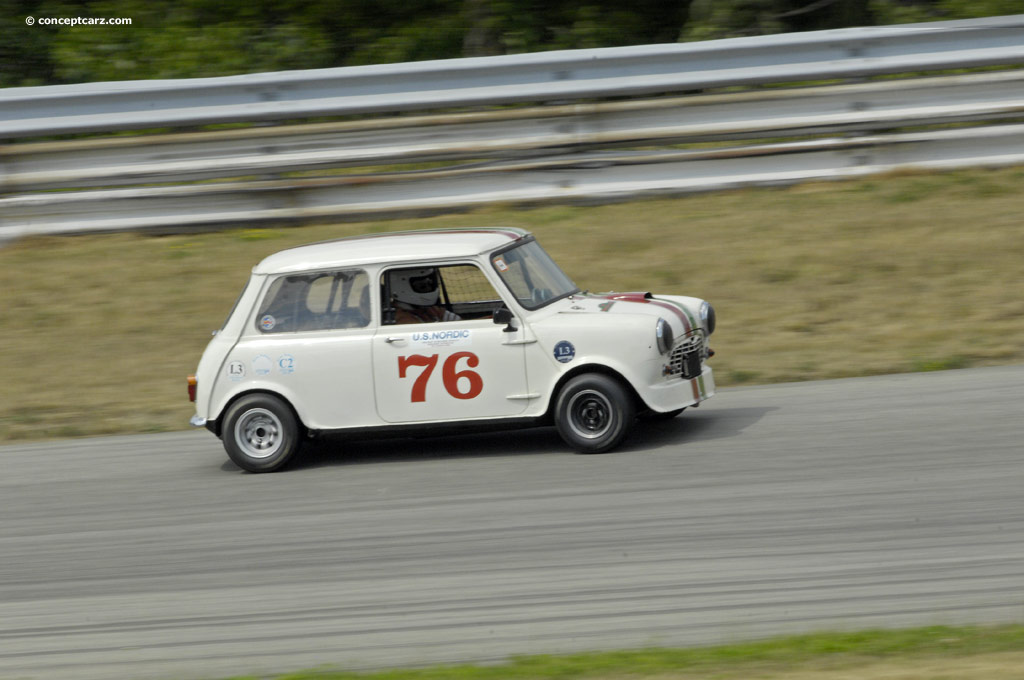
234,408 -> 283,459
567,389 -> 614,439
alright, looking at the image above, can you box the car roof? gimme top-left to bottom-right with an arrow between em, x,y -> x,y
253,227 -> 531,275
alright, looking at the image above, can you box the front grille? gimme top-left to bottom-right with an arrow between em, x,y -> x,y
668,330 -> 705,379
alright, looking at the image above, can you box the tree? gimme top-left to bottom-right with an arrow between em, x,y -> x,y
0,0 -> 59,86
0,0 -> 1017,86
682,0 -> 874,41
47,0 -> 334,82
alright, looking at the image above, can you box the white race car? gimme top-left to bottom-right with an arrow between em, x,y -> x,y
188,228 -> 715,472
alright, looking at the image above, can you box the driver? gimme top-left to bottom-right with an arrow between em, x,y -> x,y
390,268 -> 461,324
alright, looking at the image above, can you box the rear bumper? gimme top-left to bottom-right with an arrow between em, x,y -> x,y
190,414 -> 220,435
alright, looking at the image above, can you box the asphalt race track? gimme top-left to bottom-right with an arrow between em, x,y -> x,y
2,366 -> 1022,680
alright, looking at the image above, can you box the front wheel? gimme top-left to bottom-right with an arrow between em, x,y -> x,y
554,373 -> 635,454
222,394 -> 302,472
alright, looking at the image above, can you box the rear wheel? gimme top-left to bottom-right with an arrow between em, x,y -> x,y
554,373 -> 635,453
222,394 -> 302,472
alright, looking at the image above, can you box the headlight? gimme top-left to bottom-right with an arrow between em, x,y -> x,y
656,317 -> 673,354
700,301 -> 716,336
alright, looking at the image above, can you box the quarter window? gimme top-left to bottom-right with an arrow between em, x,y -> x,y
256,270 -> 370,333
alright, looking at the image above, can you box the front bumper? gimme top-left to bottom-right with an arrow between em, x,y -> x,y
642,364 -> 715,413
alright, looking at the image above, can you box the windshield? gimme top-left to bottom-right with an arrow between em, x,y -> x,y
490,239 -> 579,310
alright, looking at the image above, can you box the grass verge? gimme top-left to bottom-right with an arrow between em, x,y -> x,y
2,166 -> 1024,441
238,625 -> 1024,679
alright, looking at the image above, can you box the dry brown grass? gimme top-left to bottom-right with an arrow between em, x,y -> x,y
628,653 -> 1024,679
2,166 -> 1023,441
778,653 -> 1024,679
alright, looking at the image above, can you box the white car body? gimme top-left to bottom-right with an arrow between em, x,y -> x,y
189,227 -> 715,471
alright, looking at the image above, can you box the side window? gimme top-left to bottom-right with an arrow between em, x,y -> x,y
442,265 -> 503,308
382,264 -> 503,325
256,269 -> 370,333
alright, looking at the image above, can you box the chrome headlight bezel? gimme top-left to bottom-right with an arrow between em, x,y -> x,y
700,301 -> 716,336
656,317 -> 674,354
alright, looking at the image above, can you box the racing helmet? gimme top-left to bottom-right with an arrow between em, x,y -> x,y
391,268 -> 440,306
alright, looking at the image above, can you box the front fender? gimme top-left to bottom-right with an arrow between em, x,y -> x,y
528,313 -> 666,411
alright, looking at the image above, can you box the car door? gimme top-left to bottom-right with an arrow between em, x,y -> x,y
372,262 -> 530,423
240,268 -> 378,430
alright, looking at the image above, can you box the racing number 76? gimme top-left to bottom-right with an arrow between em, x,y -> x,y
398,352 -> 483,402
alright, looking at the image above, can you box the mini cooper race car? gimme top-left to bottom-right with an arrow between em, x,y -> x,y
188,228 -> 715,472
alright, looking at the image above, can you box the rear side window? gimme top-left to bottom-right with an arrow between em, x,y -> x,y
256,269 -> 370,333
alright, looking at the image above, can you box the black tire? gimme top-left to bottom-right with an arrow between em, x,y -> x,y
222,394 -> 302,472
640,407 -> 685,421
554,373 -> 635,454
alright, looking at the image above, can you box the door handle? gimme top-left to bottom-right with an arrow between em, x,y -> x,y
384,336 -> 405,344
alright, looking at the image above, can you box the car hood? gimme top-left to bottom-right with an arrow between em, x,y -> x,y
554,291 -> 704,334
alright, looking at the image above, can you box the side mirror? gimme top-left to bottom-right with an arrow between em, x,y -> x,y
493,307 -> 517,333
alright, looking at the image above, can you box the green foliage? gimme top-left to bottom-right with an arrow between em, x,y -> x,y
0,0 -> 1018,85
939,0 -> 1024,18
870,0 -> 1024,24
867,0 -> 937,24
46,0 -> 334,81
0,0 -> 56,86
911,355 -> 970,372
683,0 -> 786,41
237,625 -> 1024,680
683,0 -> 1013,41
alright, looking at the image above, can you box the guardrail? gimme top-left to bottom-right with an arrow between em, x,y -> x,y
6,70 -> 1024,192
2,14 -> 1024,240
7,124 -> 1024,237
2,14 -> 1024,138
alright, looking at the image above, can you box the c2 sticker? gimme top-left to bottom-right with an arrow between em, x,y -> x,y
278,354 -> 295,375
260,315 -> 276,331
554,340 -> 576,363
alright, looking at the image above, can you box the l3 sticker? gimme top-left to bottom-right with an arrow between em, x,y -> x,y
554,341 -> 576,363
